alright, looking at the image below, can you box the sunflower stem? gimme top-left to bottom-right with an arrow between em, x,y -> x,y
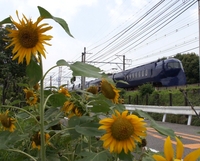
7,149 -> 37,161
39,56 -> 46,161
89,136 -> 91,152
42,65 -> 57,80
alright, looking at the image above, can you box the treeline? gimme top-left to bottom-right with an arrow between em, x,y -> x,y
0,25 -> 27,105
174,53 -> 199,84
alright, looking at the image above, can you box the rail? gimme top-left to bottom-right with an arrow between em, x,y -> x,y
124,104 -> 200,125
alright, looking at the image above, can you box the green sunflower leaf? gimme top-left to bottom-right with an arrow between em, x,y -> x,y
37,6 -> 73,37
135,109 -> 176,138
118,151 -> 133,161
56,59 -> 70,66
26,60 -> 42,87
0,131 -> 26,149
0,17 -> 12,25
75,122 -> 104,136
90,99 -> 111,113
48,93 -> 67,108
68,116 -> 81,139
70,62 -> 102,78
151,121 -> 176,138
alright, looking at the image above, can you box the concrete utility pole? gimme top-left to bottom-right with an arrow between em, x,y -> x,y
50,76 -> 52,90
58,66 -> 62,87
123,55 -> 125,71
116,55 -> 131,71
81,47 -> 86,90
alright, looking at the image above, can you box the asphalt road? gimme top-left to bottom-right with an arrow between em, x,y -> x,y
146,121 -> 200,157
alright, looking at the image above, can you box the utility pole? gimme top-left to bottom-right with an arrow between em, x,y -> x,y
58,66 -> 62,87
123,55 -> 125,71
81,47 -> 86,90
116,55 -> 131,71
50,76 -> 52,90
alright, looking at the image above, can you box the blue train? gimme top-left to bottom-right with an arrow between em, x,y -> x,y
86,58 -> 186,89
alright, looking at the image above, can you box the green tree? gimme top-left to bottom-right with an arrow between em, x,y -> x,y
138,83 -> 154,97
174,53 -> 199,84
0,25 -> 27,105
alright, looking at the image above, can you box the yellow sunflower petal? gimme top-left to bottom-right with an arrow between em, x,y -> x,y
164,136 -> 174,161
122,111 -> 128,118
99,118 -> 114,125
116,141 -> 123,153
175,137 -> 184,159
153,154 -> 167,161
123,140 -> 129,154
98,124 -> 110,129
184,148 -> 200,161
103,137 -> 113,149
100,133 -> 112,141
126,139 -> 134,152
109,138 -> 117,153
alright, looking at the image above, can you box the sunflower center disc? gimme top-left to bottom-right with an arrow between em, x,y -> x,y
18,27 -> 38,48
1,116 -> 12,128
111,117 -> 134,141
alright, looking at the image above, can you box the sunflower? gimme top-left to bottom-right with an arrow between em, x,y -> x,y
87,86 -> 98,94
67,107 -> 83,118
32,132 -> 51,150
23,88 -> 38,105
5,11 -> 53,65
61,100 -> 84,118
61,101 -> 74,114
98,110 -> 146,154
0,110 -> 16,132
100,79 -> 120,104
58,87 -> 71,97
33,83 -> 40,91
153,136 -> 200,161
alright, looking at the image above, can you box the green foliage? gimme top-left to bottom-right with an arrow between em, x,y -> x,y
174,53 -> 199,84
26,60 -> 42,88
0,25 -> 27,105
69,61 -> 102,78
37,6 -> 73,37
138,83 -> 154,97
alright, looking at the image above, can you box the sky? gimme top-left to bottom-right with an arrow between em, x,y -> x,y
0,0 -> 199,87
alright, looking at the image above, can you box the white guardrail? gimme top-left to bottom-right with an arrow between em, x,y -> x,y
124,104 -> 200,125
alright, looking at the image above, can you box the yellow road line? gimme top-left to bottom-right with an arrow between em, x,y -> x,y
147,128 -> 200,149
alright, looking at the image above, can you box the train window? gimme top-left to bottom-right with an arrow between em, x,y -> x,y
167,62 -> 180,69
132,73 -> 134,79
145,69 -> 148,76
138,71 -> 140,77
142,70 -> 144,77
135,72 -> 137,78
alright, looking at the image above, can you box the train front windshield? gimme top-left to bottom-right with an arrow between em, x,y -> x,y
167,62 -> 181,69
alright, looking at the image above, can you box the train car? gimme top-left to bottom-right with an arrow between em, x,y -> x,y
112,58 -> 186,89
87,58 -> 186,89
